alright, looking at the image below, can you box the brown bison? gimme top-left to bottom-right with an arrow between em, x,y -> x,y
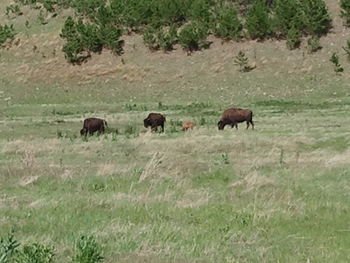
80,118 -> 108,136
144,113 -> 166,132
218,108 -> 254,130
182,121 -> 196,131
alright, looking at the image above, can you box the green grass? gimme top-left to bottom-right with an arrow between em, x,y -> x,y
1,0 -> 350,262
1,103 -> 350,262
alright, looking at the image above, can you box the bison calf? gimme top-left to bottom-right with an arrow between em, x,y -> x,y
218,108 -> 254,130
80,118 -> 108,136
182,121 -> 196,131
144,113 -> 166,132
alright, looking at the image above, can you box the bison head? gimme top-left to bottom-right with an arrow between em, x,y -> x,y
217,120 -> 225,130
80,128 -> 86,136
143,118 -> 150,128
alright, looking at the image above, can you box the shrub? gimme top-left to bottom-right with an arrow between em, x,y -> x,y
178,22 -> 211,53
286,27 -> 301,50
301,0 -> 331,36
17,243 -> 55,263
330,53 -> 344,73
158,26 -> 178,51
143,25 -> 178,51
72,235 -> 103,263
0,24 -> 16,47
342,39 -> 350,60
307,35 -> 322,53
5,5 -> 22,17
340,0 -> 350,26
211,3 -> 243,40
98,24 -> 124,55
245,0 -> 272,40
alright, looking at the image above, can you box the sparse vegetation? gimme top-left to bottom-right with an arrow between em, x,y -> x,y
330,52 -> 344,73
307,35 -> 322,53
0,24 -> 16,47
342,39 -> 350,60
5,4 -> 22,18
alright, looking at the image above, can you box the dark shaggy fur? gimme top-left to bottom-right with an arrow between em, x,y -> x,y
80,118 -> 108,136
218,108 -> 254,130
144,113 -> 166,132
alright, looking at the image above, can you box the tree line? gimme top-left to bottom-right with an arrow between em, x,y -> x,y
2,0 -> 350,64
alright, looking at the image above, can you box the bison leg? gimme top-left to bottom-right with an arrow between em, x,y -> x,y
151,125 -> 157,132
234,123 -> 238,130
161,124 -> 164,132
246,121 -> 250,129
250,120 -> 254,130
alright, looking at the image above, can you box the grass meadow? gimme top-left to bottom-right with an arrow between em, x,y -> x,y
1,0 -> 350,262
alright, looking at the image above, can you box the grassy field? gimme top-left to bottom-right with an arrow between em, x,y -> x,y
1,0 -> 350,262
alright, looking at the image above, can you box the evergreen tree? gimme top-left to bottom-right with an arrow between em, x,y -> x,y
234,51 -> 254,72
273,0 -> 303,36
286,26 -> 301,50
301,0 -> 331,35
245,0 -> 272,40
211,3 -> 243,40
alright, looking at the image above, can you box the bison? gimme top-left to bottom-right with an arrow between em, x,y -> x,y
80,118 -> 108,136
218,108 -> 254,130
144,113 -> 166,132
182,121 -> 196,131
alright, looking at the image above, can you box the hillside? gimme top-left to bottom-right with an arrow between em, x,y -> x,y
1,0 -> 350,262
0,0 -> 349,105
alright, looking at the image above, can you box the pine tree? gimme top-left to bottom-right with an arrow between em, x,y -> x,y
211,3 -> 242,41
286,26 -> 301,50
273,0 -> 303,36
301,0 -> 331,35
245,0 -> 272,40
234,51 -> 254,72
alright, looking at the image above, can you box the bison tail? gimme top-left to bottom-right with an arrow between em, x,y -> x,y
163,116 -> 166,122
